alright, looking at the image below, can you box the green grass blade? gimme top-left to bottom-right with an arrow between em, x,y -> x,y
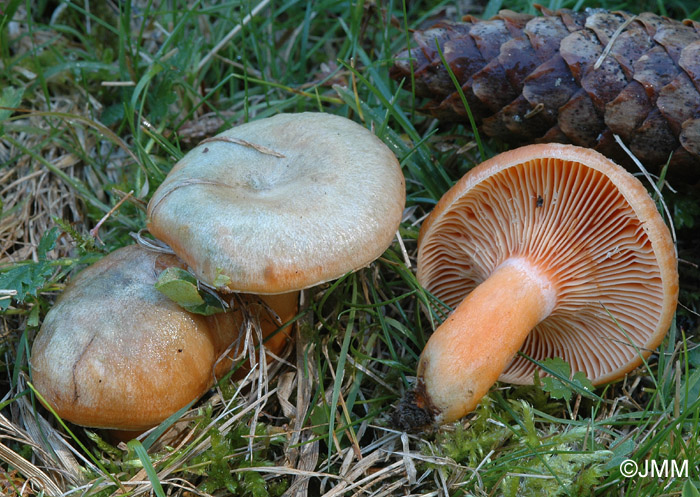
327,274 -> 358,464
27,383 -> 124,490
128,439 -> 166,497
434,38 -> 486,161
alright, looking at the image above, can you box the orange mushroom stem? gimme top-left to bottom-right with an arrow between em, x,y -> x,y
394,143 -> 678,430
413,258 -> 556,424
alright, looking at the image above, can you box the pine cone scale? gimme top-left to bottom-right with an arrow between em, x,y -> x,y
605,81 -> 653,138
558,89 -> 605,147
600,19 -> 656,79
392,7 -> 700,180
654,20 -> 699,64
468,19 -> 511,60
548,8 -> 587,33
681,119 -> 700,156
485,95 -> 552,140
472,60 -> 519,112
630,108 -> 678,163
680,41 -> 700,93
633,47 -> 680,99
564,32 -> 629,112
522,16 -> 570,61
497,10 -> 535,36
499,38 -> 541,91
522,56 -> 578,112
657,73 -> 700,136
585,11 -> 631,43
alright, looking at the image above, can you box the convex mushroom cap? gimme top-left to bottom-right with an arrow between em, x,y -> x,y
147,112 -> 406,294
398,143 -> 678,428
30,245 -> 296,432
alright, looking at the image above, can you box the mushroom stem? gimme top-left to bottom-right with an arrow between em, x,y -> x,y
395,257 -> 556,429
212,291 -> 299,379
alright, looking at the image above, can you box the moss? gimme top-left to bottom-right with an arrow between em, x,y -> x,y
189,416 -> 288,497
433,402 -> 512,467
500,410 -> 613,497
198,429 -> 234,494
500,448 -> 610,497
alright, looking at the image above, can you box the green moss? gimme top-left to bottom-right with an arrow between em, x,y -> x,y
499,410 -> 613,497
500,447 -> 610,497
433,402 -> 511,467
188,416 -> 288,497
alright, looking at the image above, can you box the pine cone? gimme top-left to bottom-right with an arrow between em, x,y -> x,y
391,7 -> 700,182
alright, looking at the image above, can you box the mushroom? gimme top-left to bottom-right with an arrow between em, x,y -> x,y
146,111 -> 405,294
30,245 -> 296,433
31,112 -> 404,435
395,143 -> 678,429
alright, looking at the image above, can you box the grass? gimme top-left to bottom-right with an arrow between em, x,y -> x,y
1,0 -> 699,496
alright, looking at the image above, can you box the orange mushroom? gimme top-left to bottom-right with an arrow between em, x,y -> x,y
31,112 -> 406,434
30,245 -> 296,432
395,143 -> 678,428
146,112 -> 405,295
146,113 -> 406,404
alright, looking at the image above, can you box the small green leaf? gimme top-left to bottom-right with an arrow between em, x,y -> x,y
155,267 -> 225,315
0,262 -> 55,310
155,267 -> 205,307
241,469 -> 268,497
213,270 -> 232,289
689,345 -> 700,368
571,371 -> 595,393
683,480 -> 700,497
602,438 -> 636,470
0,86 -> 24,124
53,217 -> 97,253
85,430 -> 122,456
539,357 -> 594,402
681,369 -> 700,409
540,357 -> 574,401
100,103 -> 125,126
27,302 -> 40,327
37,227 -> 59,260
309,404 -> 331,437
673,195 -> 700,230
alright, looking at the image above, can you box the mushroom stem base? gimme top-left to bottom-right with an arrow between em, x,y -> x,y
391,380 -> 438,431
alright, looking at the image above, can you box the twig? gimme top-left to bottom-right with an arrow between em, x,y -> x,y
89,190 -> 134,242
594,16 -> 637,70
396,229 -> 412,269
100,81 -> 136,87
130,229 -> 175,254
199,136 -> 286,158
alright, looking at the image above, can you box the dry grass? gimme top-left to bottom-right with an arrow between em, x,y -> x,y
1,1 -> 699,496
0,7 -> 442,490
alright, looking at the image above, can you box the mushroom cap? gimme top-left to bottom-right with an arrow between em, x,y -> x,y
30,245 -> 252,431
417,143 -> 678,385
147,112 -> 406,294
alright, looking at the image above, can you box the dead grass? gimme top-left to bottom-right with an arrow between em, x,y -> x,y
1,1 -> 699,496
1,104 -> 85,264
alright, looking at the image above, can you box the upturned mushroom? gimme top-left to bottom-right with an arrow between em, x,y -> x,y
30,245 -> 297,432
146,111 -> 405,294
394,143 -> 678,429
